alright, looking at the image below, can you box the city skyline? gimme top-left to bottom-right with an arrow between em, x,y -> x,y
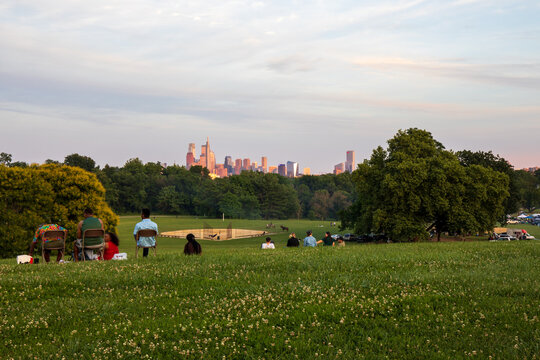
1,1 -> 539,172
185,138 -> 317,176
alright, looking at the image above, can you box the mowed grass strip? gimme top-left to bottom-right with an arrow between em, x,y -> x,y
1,234 -> 539,359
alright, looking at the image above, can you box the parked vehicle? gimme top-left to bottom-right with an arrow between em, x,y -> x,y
523,234 -> 536,240
497,233 -> 516,241
343,233 -> 357,242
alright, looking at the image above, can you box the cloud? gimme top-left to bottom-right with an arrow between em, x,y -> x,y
351,57 -> 540,89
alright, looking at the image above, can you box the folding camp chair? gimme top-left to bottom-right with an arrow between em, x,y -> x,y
41,229 -> 67,263
136,229 -> 158,258
81,229 -> 105,261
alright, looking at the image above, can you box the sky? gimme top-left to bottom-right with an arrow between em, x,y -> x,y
1,0 -> 539,173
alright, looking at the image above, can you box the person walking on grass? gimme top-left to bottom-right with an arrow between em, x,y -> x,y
133,208 -> 158,258
303,230 -> 317,247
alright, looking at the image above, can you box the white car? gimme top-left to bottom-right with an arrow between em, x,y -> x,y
497,233 -> 516,241
523,234 -> 536,240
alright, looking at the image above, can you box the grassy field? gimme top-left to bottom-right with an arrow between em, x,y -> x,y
0,217 -> 539,359
114,216 -> 346,255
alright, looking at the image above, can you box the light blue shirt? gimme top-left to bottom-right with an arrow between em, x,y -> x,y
303,235 -> 317,247
133,218 -> 158,247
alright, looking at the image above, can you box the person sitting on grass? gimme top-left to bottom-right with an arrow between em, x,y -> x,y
261,237 -> 275,249
184,233 -> 202,255
29,223 -> 66,263
103,232 -> 120,260
303,230 -> 317,247
287,232 -> 299,247
336,236 -> 345,247
319,231 -> 335,246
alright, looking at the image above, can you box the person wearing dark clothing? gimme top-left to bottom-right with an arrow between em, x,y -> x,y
321,231 -> 335,246
184,233 -> 202,255
287,233 -> 300,247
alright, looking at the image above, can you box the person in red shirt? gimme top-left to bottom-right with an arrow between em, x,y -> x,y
103,232 -> 119,260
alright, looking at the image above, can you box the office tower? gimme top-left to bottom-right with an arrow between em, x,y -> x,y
235,159 -> 242,175
224,156 -> 233,174
286,161 -> 298,178
251,161 -> 258,171
303,168 -> 311,175
209,149 -> 215,173
268,166 -> 277,174
216,164 -> 227,177
243,158 -> 251,170
278,164 -> 287,177
346,150 -> 355,173
186,152 -> 195,169
334,162 -> 345,175
203,137 -> 215,173
261,156 -> 268,173
188,143 -> 196,158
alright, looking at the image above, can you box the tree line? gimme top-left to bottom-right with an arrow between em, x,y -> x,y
1,152 -> 356,221
2,127 -> 539,247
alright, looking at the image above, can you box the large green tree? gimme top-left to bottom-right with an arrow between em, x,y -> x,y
341,128 -> 509,241
0,164 -> 118,258
457,150 -> 519,219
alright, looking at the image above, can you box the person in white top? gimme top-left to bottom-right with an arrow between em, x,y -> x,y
261,237 -> 275,249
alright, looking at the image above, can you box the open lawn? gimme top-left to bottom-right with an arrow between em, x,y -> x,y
0,217 -> 539,359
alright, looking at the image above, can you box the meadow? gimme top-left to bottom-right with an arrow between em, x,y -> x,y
0,217 -> 538,359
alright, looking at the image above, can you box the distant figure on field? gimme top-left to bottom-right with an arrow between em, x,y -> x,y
184,233 -> 202,255
29,224 -> 66,263
287,232 -> 299,247
303,230 -> 317,247
320,231 -> 335,246
75,208 -> 104,262
103,232 -> 120,260
133,208 -> 159,257
336,236 -> 345,247
261,237 -> 275,249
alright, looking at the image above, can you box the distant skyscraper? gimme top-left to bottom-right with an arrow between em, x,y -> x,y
346,150 -> 355,173
286,161 -> 298,178
334,162 -> 345,175
224,156 -> 233,174
261,156 -> 268,173
186,152 -> 195,169
303,168 -> 311,175
268,166 -> 278,174
188,143 -> 196,157
243,158 -> 251,170
278,164 -> 287,177
232,159 -> 240,174
186,143 -> 196,169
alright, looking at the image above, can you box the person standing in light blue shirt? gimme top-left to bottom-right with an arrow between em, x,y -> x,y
133,208 -> 159,257
303,230 -> 317,247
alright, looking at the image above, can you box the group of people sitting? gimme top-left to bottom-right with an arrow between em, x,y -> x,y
29,208 -> 121,262
29,207 -> 202,263
261,230 -> 345,249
